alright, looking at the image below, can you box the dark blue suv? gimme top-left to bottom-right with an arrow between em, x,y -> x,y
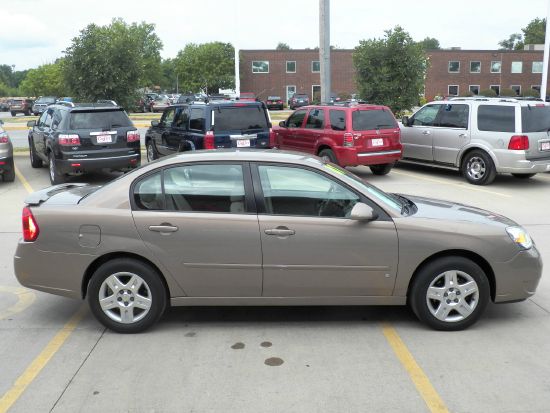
145,100 -> 272,161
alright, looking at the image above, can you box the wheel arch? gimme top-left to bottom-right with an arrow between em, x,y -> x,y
458,145 -> 499,170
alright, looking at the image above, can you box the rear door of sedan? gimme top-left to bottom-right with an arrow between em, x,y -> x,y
252,162 -> 399,297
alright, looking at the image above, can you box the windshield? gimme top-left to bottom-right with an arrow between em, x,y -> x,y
521,105 -> 550,132
212,106 -> 268,131
69,110 -> 132,129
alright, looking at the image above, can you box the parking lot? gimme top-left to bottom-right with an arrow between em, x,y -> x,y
1,147 -> 549,412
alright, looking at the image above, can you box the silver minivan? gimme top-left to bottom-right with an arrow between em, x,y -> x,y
400,97 -> 550,185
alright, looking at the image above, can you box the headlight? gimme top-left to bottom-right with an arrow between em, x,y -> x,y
506,226 -> 533,250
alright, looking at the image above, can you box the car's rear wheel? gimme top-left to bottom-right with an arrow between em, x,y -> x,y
369,163 -> 394,176
146,141 -> 158,162
29,140 -> 43,168
10,112 -> 15,117
409,256 -> 490,331
461,150 -> 496,185
512,173 -> 536,179
2,159 -> 15,182
88,258 -> 167,333
319,148 -> 338,164
48,152 -> 65,185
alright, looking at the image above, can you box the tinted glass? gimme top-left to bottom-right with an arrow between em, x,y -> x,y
189,108 -> 205,131
258,165 -> 360,218
174,107 -> 188,128
287,110 -> 307,128
268,96 -> 281,100
36,97 -> 56,104
69,110 -> 132,129
412,105 -> 440,126
162,108 -> 176,125
212,106 -> 268,131
477,105 -> 515,132
164,164 -> 246,213
305,108 -> 325,129
521,106 -> 550,132
352,110 -> 397,130
329,110 -> 346,131
437,104 -> 469,128
134,172 -> 163,210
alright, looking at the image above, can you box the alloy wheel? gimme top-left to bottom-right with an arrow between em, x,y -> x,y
466,156 -> 486,181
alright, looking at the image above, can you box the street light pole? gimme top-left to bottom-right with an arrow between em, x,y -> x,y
319,0 -> 330,104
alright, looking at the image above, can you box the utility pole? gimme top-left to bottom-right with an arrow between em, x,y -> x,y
541,0 -> 550,100
235,46 -> 240,97
319,0 -> 330,104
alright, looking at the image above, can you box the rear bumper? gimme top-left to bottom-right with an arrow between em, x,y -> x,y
333,147 -> 402,167
56,152 -> 141,173
494,150 -> 550,173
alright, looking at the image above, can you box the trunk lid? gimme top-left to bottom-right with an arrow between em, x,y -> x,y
25,183 -> 101,206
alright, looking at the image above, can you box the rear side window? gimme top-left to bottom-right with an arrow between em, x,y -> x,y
477,105 -> 515,132
352,110 -> 397,131
69,110 -> 132,129
305,108 -> 325,129
437,104 -> 469,128
521,106 -> 550,132
134,172 -> 163,210
189,108 -> 205,131
329,110 -> 346,131
212,106 -> 268,131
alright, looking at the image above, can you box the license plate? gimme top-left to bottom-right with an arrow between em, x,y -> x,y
541,141 -> 550,151
97,135 -> 112,143
236,139 -> 250,147
372,138 -> 383,147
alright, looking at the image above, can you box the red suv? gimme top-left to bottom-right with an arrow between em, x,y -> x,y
273,104 -> 402,175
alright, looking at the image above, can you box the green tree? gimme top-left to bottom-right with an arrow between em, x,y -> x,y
353,26 -> 427,114
63,18 -> 162,108
276,42 -> 291,50
418,37 -> 440,50
499,33 -> 523,50
174,42 -> 235,94
523,17 -> 546,44
159,58 -> 177,92
19,61 -> 66,97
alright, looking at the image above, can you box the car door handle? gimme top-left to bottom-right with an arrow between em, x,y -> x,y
149,224 -> 179,233
264,228 -> 295,236
459,133 -> 468,138
422,130 -> 431,135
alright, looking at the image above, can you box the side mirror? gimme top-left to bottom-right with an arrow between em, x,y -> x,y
401,116 -> 410,127
27,120 -> 36,127
350,202 -> 377,221
151,120 -> 159,127
279,120 -> 286,127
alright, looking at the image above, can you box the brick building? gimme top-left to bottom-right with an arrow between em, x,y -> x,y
240,48 -> 550,103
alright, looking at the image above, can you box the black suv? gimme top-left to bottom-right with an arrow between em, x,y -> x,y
145,100 -> 272,160
27,104 -> 141,184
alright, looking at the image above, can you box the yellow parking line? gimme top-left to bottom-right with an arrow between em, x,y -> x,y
14,165 -> 34,195
382,323 -> 449,413
0,305 -> 87,413
0,286 -> 36,320
392,169 -> 512,198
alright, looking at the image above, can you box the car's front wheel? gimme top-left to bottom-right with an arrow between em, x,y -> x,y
87,258 -> 167,333
461,150 -> 496,185
409,256 -> 490,331
146,141 -> 158,162
48,152 -> 65,185
369,163 -> 394,176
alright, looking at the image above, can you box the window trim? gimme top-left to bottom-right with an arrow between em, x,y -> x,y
532,61 -> 543,73
490,61 -> 502,73
448,61 -> 460,73
311,61 -> 320,73
469,61 -> 481,73
252,60 -> 270,74
286,60 -> 296,73
511,61 -> 523,74
448,85 -> 459,96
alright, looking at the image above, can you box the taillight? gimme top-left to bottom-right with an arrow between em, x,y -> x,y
204,131 -> 215,149
58,134 -> 80,146
0,133 -> 8,143
343,132 -> 354,147
269,128 -> 277,148
508,135 -> 529,150
22,207 -> 39,242
126,131 -> 140,142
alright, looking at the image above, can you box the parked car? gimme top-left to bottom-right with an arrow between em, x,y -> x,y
400,97 -> 550,185
13,149 -> 542,333
266,96 -> 284,110
1,99 -> 13,112
289,94 -> 310,110
150,96 -> 171,113
27,103 -> 140,184
145,100 -> 272,161
0,120 -> 14,182
32,96 -> 57,116
273,103 -> 402,175
10,99 -> 33,116
239,92 -> 257,101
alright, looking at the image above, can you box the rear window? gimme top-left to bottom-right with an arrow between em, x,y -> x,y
69,110 -> 132,129
352,109 -> 397,131
268,96 -> 281,100
212,106 -> 268,131
521,106 -> 550,132
36,97 -> 56,104
477,105 -> 515,132
11,100 -> 23,104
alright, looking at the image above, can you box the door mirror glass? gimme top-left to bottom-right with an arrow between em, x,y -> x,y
279,120 -> 286,127
151,120 -> 159,127
401,116 -> 410,127
27,120 -> 36,127
350,202 -> 377,221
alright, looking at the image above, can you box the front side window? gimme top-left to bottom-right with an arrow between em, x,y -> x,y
511,61 -> 523,73
252,61 -> 269,73
311,61 -> 320,73
286,61 -> 296,73
189,108 -> 205,131
258,165 -> 359,218
305,108 -> 325,129
164,164 -> 246,213
448,61 -> 460,73
38,110 -> 49,127
437,104 -> 469,129
470,61 -> 481,73
161,108 -> 176,126
412,105 -> 441,126
448,85 -> 459,96
491,61 -> 502,73
477,105 -> 515,132
287,110 -> 307,128
329,109 -> 346,131
532,61 -> 543,73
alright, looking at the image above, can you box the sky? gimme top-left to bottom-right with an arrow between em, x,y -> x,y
2,0 -> 549,70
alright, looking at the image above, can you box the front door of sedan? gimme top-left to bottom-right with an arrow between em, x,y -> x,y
253,164 -> 398,297
277,109 -> 307,151
401,104 -> 442,161
132,163 -> 263,297
431,103 -> 470,165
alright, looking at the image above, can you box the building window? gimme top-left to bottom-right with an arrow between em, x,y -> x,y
490,85 -> 500,95
311,61 -> 320,73
532,61 -> 543,73
312,85 -> 321,102
286,61 -> 296,73
469,85 -> 480,95
511,85 -> 521,96
490,61 -> 502,73
448,85 -> 459,96
448,61 -> 460,73
252,61 -> 269,73
470,61 -> 481,73
511,61 -> 523,73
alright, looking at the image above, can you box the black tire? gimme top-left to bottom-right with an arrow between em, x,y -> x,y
48,152 -> 65,185
10,112 -> 15,117
2,159 -> 15,182
369,163 -> 394,176
25,109 -> 31,116
29,139 -> 43,168
146,140 -> 158,162
87,258 -> 167,333
319,148 -> 338,165
461,150 -> 497,185
512,173 -> 536,179
409,256 -> 490,331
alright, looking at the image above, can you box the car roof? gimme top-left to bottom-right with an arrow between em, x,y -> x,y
168,100 -> 265,109
301,103 -> 390,111
159,149 -> 319,165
